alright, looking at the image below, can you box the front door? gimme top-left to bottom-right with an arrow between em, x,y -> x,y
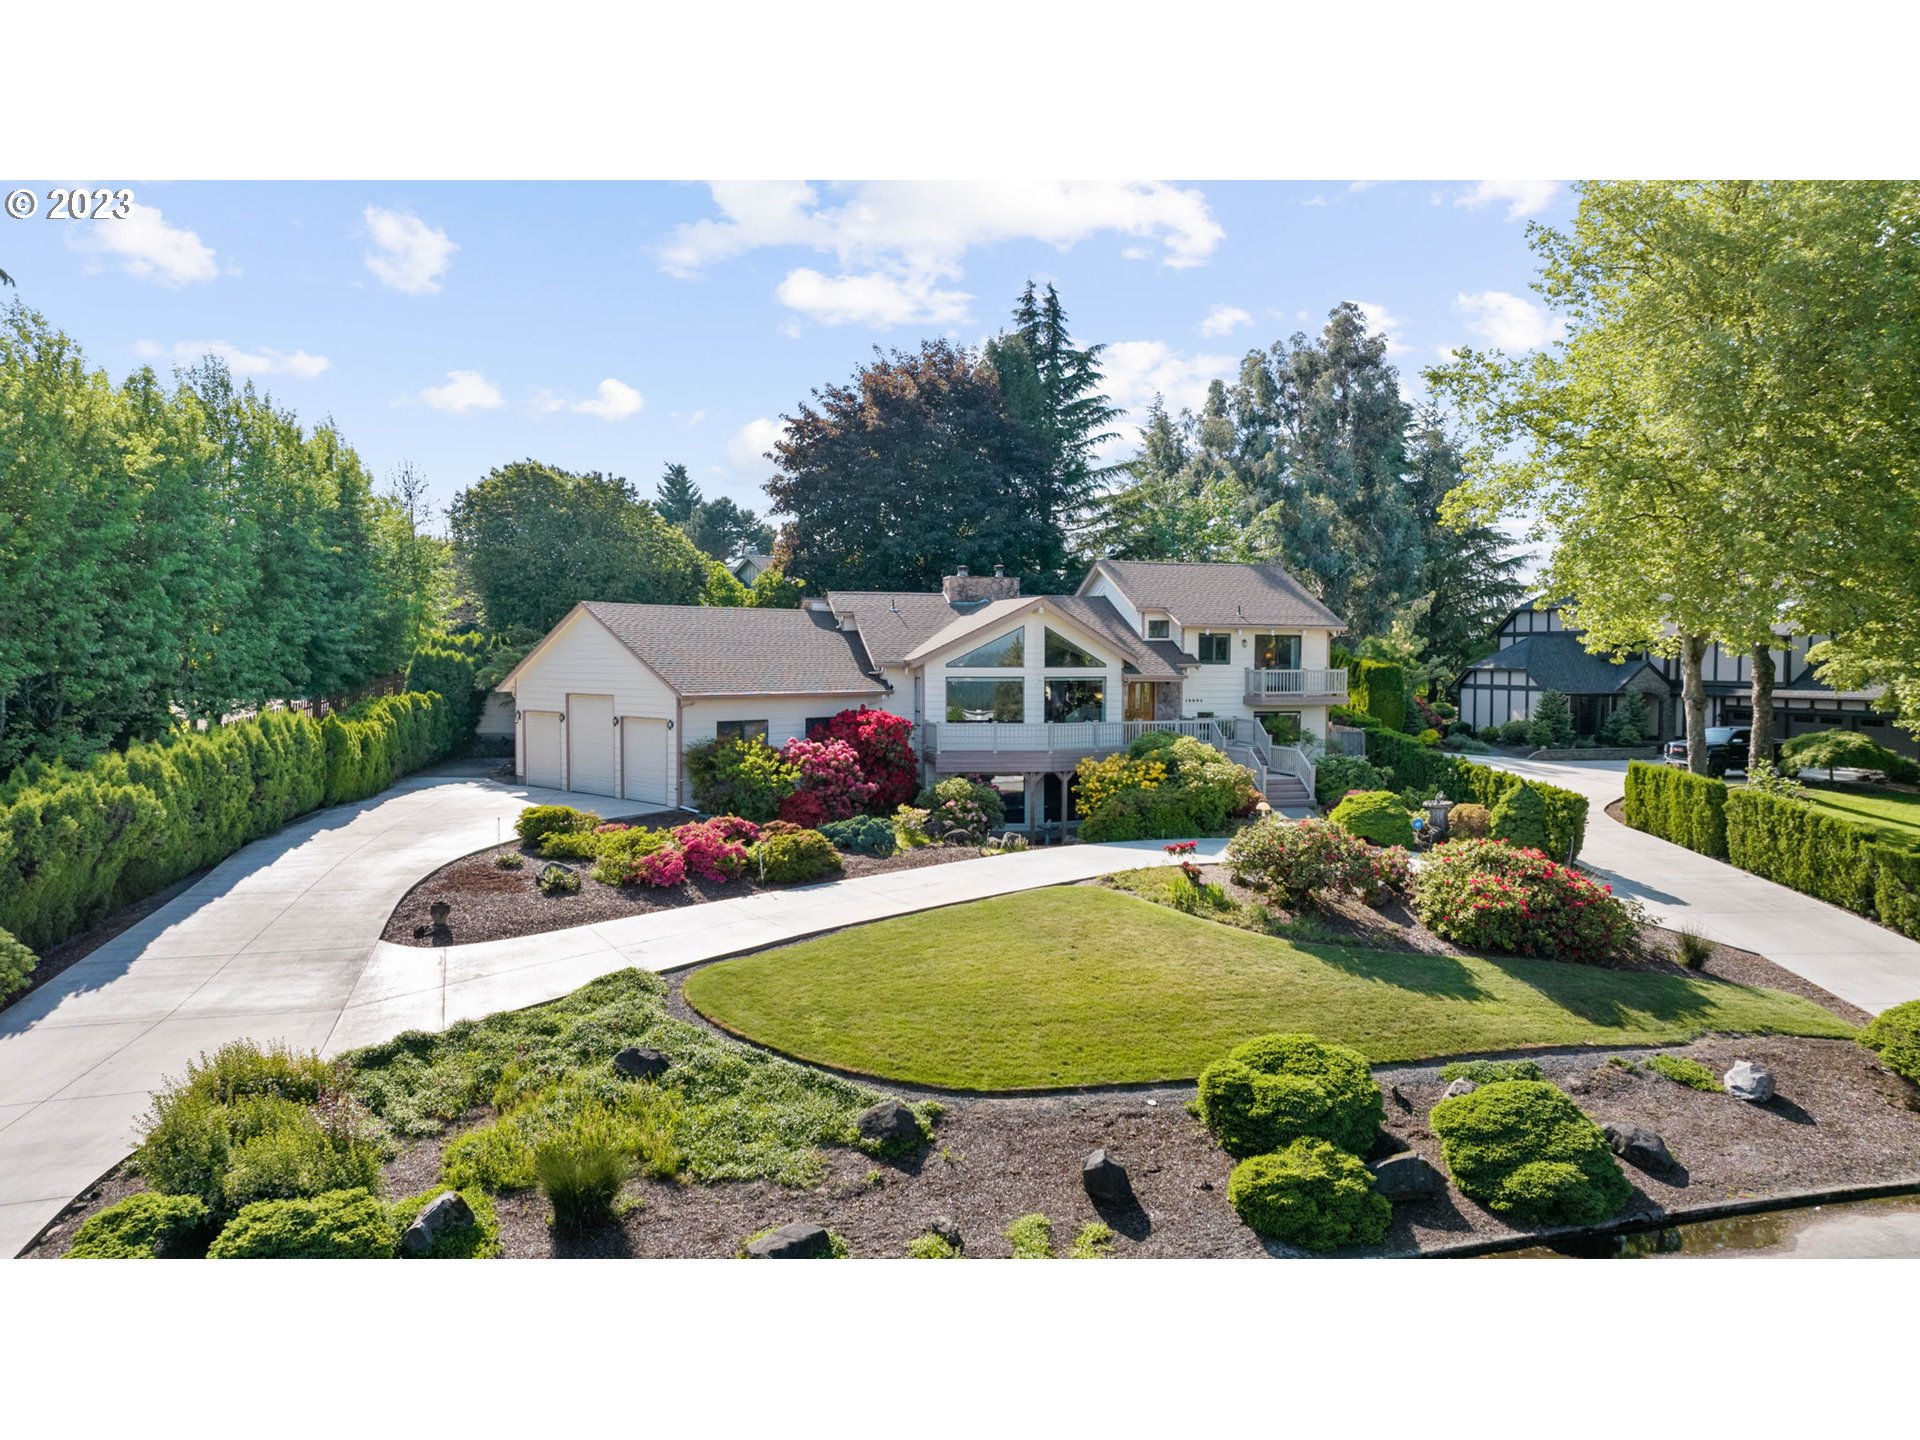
1124,681 -> 1155,721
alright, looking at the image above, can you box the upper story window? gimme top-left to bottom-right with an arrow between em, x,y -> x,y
1195,632 -> 1233,665
1043,627 -> 1102,668
1254,633 -> 1301,669
946,628 -> 1024,667
1145,617 -> 1171,640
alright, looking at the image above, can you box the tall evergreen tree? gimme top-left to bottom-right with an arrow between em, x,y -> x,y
686,494 -> 776,562
1087,390 -> 1248,561
654,462 -> 702,526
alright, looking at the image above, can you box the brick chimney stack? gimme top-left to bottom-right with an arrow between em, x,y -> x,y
941,563 -> 1021,603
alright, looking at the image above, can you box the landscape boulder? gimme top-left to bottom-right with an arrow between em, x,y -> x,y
613,1046 -> 671,1081
1368,1130 -> 1411,1160
1724,1060 -> 1776,1103
1440,1077 -> 1478,1100
926,1215 -> 963,1250
745,1222 -> 837,1259
1603,1122 -> 1677,1172
1082,1148 -> 1133,1204
1368,1153 -> 1444,1203
400,1191 -> 475,1257
856,1099 -> 923,1150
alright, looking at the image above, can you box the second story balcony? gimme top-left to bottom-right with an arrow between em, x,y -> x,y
1245,666 -> 1348,706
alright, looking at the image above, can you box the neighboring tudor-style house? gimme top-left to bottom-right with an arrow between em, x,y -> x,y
728,552 -> 776,586
1458,598 -> 1916,759
496,558 -> 1348,827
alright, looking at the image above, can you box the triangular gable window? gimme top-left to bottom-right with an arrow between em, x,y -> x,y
946,628 -> 1024,667
1044,628 -> 1102,668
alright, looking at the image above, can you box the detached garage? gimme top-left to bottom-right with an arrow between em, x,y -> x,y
495,600 -> 893,807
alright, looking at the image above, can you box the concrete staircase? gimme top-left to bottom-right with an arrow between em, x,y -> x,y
1264,775 -> 1311,809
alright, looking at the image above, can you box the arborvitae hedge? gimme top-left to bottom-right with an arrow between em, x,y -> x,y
1349,660 -> 1406,732
0,692 -> 454,952
405,642 -> 488,749
1622,761 -> 1728,857
1362,729 -> 1589,860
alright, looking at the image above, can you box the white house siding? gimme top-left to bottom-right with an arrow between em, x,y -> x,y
921,610 -> 1127,727
476,692 -> 515,737
1173,625 -> 1330,723
1080,572 -> 1145,633
508,610 -> 679,795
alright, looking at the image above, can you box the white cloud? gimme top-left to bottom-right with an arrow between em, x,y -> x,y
67,202 -> 216,286
362,205 -> 457,294
1301,194 -> 1329,207
570,378 -> 645,420
134,339 -> 329,378
1455,290 -> 1567,351
1352,300 -> 1414,357
728,417 -> 788,475
774,267 -> 970,328
1455,180 -> 1560,220
1199,304 -> 1252,338
1347,180 -> 1380,193
417,369 -> 503,413
1092,339 -> 1241,465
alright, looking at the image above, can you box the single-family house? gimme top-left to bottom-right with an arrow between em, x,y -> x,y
496,558 -> 1349,828
729,553 -> 776,586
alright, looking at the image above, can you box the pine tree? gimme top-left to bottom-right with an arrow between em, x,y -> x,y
654,462 -> 702,526
1087,393 -> 1248,560
1527,690 -> 1576,748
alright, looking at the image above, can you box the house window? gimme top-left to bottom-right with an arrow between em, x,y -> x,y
946,629 -> 1024,667
1045,679 -> 1105,723
1145,617 -> 1171,640
715,719 -> 769,743
1043,628 -> 1102,668
1195,632 -> 1232,665
945,679 -> 1024,723
803,716 -> 835,739
1262,711 -> 1303,744
1254,633 -> 1301,669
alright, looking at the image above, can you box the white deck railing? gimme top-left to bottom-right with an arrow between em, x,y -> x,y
925,718 -> 1221,755
1245,666 -> 1348,699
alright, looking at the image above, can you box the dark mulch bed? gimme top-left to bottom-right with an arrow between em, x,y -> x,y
382,818 -> 984,947
26,1034 -> 1918,1260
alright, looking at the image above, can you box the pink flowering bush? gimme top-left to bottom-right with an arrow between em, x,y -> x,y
818,707 -> 918,810
778,737 -> 879,824
1410,838 -> 1641,965
670,819 -> 752,883
1226,817 -> 1386,909
635,847 -> 687,889
1361,845 -> 1413,903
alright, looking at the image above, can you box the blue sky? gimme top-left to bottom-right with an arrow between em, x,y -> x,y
3,179 -> 1569,529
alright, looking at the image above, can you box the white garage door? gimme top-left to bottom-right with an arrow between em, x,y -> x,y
621,717 -> 671,806
567,694 -> 616,796
524,712 -> 563,790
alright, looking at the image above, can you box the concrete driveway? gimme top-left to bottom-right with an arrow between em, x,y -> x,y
1483,757 -> 1920,1016
0,771 -> 1223,1258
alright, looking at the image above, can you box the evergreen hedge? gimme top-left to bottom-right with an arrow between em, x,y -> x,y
1622,761 -> 1728,857
405,642 -> 489,749
1362,729 -> 1589,860
1349,660 -> 1406,732
0,692 -> 455,952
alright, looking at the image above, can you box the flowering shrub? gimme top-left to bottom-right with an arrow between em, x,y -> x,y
776,788 -> 828,828
893,805 -> 935,848
779,737 -> 879,824
593,822 -> 631,835
685,738 -> 800,823
916,777 -> 1004,844
817,707 -> 918,810
1361,845 -> 1412,902
1076,753 -> 1168,813
1077,735 -> 1259,841
1410,838 -> 1641,965
635,847 -> 688,888
1225,816 -> 1381,909
670,820 -> 753,883
1165,841 -> 1198,857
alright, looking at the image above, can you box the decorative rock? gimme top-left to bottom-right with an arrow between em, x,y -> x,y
1369,1153 -> 1445,1203
613,1046 -> 671,1081
926,1215 -> 963,1250
1082,1148 -> 1133,1203
856,1099 -> 922,1149
1602,1122 -> 1676,1172
1440,1077 -> 1478,1100
746,1221 -> 836,1259
1724,1061 -> 1776,1103
400,1191 -> 474,1256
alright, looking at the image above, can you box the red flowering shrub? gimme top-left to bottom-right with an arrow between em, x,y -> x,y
703,815 -> 762,845
778,737 -> 878,823
1410,838 -> 1641,965
670,820 -> 752,883
593,822 -> 632,835
1361,845 -> 1413,903
776,788 -> 829,828
635,847 -> 687,888
820,707 -> 918,810
1225,817 -> 1381,908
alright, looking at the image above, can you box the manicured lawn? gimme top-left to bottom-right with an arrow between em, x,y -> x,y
1795,783 -> 1920,849
681,886 -> 1854,1090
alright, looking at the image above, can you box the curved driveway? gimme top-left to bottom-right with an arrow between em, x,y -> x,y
0,771 -> 1223,1257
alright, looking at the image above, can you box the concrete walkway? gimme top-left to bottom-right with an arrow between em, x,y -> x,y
1484,758 -> 1920,1016
0,771 -> 1221,1258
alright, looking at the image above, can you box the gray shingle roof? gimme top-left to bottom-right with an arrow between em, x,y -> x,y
579,601 -> 886,697
1080,558 -> 1345,629
829,590 -> 1190,680
1465,633 -> 1661,695
824,591 -> 972,665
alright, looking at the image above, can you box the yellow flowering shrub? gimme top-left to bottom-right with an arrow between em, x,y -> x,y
1075,754 -> 1167,812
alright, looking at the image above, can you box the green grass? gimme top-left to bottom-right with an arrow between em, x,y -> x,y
681,886 -> 1854,1091
1649,1053 -> 1725,1092
1795,784 -> 1920,849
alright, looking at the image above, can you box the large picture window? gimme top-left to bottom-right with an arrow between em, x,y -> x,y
1195,632 -> 1233,665
1043,627 -> 1102,668
1045,678 -> 1105,723
945,679 -> 1024,722
946,629 -> 1024,667
1254,633 -> 1301,669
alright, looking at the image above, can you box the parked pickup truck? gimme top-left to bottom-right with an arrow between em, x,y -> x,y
1662,725 -> 1751,778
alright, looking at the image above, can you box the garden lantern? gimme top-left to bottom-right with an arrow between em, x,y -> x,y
1425,792 -> 1454,840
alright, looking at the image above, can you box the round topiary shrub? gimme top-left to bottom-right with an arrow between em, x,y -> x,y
1196,1032 -> 1385,1158
752,827 -> 844,884
1227,1137 -> 1392,1251
1312,753 -> 1391,809
1328,790 -> 1416,847
206,1187 -> 398,1259
1861,998 -> 1920,1086
66,1192 -> 212,1258
1429,1080 -> 1632,1227
514,805 -> 601,847
1488,782 -> 1551,852
1409,838 -> 1640,965
1446,802 -> 1491,839
819,814 -> 897,857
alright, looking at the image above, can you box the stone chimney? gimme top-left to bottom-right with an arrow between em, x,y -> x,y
942,563 -> 1021,603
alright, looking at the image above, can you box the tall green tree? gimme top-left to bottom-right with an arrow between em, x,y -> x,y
686,494 -> 776,562
449,460 -> 710,633
654,462 -> 702,526
1087,391 -> 1248,561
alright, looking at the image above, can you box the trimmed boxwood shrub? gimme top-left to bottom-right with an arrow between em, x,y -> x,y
1861,998 -> 1920,1086
1364,728 -> 1588,860
1,926 -> 36,1006
1227,1137 -> 1392,1251
752,827 -> 843,884
1725,786 -> 1881,914
515,804 -> 600,847
1076,735 -> 1259,841
1447,802 -> 1491,839
1622,761 -> 1728,857
819,814 -> 897,857
1410,838 -> 1640,965
1328,790 -> 1416,847
66,1193 -> 212,1258
1429,1080 -> 1632,1226
1488,781 -> 1551,851
207,1187 -> 397,1259
1196,1032 -> 1385,1158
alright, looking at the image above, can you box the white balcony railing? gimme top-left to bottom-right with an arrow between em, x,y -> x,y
1245,666 -> 1348,699
925,718 -> 1221,756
